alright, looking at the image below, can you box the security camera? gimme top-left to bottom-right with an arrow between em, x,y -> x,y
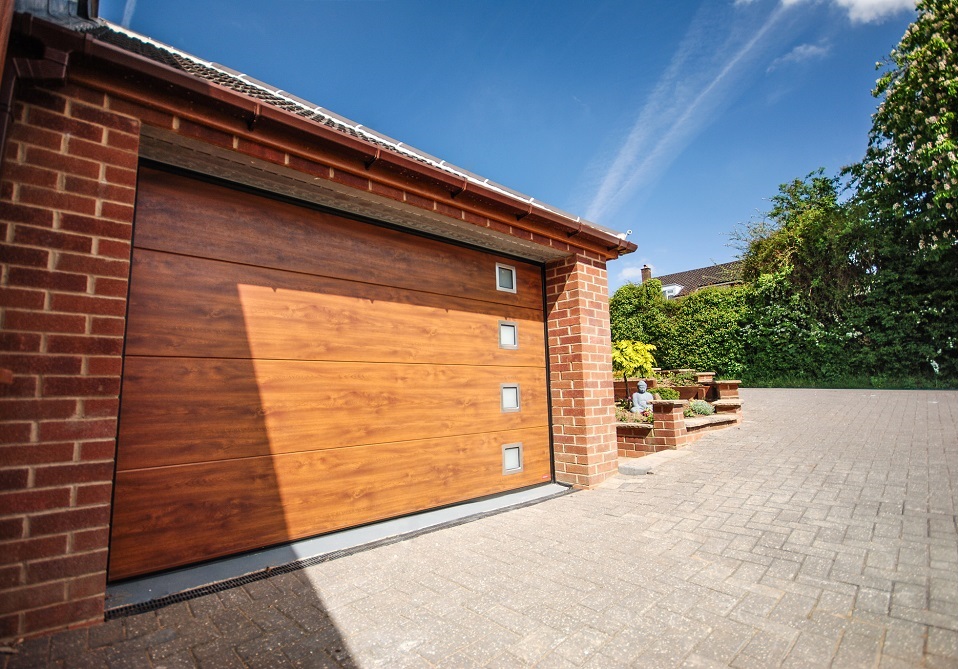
626,229 -> 633,236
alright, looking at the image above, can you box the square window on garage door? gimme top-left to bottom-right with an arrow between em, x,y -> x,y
496,263 -> 517,293
498,321 -> 518,349
500,384 -> 521,412
502,443 -> 523,474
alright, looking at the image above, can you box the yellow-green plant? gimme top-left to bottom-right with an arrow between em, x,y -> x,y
611,340 -> 656,400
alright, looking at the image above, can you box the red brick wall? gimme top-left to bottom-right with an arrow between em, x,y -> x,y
0,81 -> 139,640
616,423 -> 654,458
545,252 -> 617,487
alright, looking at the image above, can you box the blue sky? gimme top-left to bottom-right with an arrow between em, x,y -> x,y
98,0 -> 915,293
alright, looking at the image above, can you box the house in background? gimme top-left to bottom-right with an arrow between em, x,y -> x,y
640,261 -> 742,299
0,1 -> 636,640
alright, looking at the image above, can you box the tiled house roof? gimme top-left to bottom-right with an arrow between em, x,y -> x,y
653,261 -> 742,297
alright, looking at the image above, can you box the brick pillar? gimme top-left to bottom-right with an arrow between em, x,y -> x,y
650,399 -> 690,450
0,82 -> 139,640
545,252 -> 617,488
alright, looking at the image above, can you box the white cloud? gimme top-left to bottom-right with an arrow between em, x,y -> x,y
781,0 -> 916,23
767,42 -> 831,71
618,265 -> 647,282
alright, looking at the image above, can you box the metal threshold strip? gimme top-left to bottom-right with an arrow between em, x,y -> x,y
105,482 -> 572,619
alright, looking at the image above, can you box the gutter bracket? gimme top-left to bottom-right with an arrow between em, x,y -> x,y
246,103 -> 262,131
515,203 -> 533,222
567,219 -> 584,237
450,178 -> 467,199
364,148 -> 381,170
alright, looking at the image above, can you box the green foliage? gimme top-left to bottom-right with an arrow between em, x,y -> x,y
609,279 -> 674,344
611,282 -> 747,379
611,340 -> 656,380
844,0 -> 958,380
611,340 -> 657,401
689,399 -> 714,416
847,0 -> 957,256
739,269 -> 853,383
735,170 -> 862,323
657,370 -> 697,386
653,387 -> 680,400
666,287 -> 748,379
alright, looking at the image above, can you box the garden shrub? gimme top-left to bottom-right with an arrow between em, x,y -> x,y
689,399 -> 714,416
654,387 -> 679,400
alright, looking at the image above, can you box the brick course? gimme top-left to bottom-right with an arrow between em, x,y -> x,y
0,81 -> 139,640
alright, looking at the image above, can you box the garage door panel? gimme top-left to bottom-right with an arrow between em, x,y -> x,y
118,357 -> 548,471
125,248 -> 545,366
109,427 -> 551,580
133,168 -> 542,309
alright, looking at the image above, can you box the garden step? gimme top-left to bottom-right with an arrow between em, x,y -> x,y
712,399 -> 743,413
685,414 -> 738,429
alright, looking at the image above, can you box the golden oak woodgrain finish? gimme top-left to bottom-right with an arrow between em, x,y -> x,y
109,427 -> 551,579
133,168 -> 543,309
125,248 -> 545,366
109,168 -> 553,579
117,358 -> 548,470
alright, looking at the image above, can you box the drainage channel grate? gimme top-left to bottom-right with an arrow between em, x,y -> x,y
105,484 -> 573,620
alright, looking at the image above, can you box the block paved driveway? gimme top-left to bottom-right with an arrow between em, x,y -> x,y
5,388 -> 957,668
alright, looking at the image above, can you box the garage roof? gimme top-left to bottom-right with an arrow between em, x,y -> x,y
11,1 -> 634,256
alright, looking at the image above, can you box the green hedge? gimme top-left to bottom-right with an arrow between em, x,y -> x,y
609,271 -> 957,389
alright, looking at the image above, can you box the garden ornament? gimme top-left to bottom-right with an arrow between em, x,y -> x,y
632,380 -> 654,413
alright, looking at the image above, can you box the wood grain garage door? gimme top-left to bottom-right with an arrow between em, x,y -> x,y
108,167 -> 552,580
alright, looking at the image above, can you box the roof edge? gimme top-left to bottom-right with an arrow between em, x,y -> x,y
12,11 -> 637,259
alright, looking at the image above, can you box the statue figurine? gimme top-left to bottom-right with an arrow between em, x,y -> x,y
631,380 -> 654,413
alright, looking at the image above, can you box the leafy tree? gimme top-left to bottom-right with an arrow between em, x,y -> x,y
611,340 -> 657,399
844,0 -> 958,379
608,5 -> 958,387
736,170 -> 862,324
848,0 -> 957,256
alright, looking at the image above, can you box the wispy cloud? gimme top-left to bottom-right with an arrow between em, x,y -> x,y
767,42 -> 831,71
585,5 -> 788,223
782,0 -> 915,23
121,0 -> 137,28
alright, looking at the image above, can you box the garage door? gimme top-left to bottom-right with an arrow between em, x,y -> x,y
108,167 -> 552,580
